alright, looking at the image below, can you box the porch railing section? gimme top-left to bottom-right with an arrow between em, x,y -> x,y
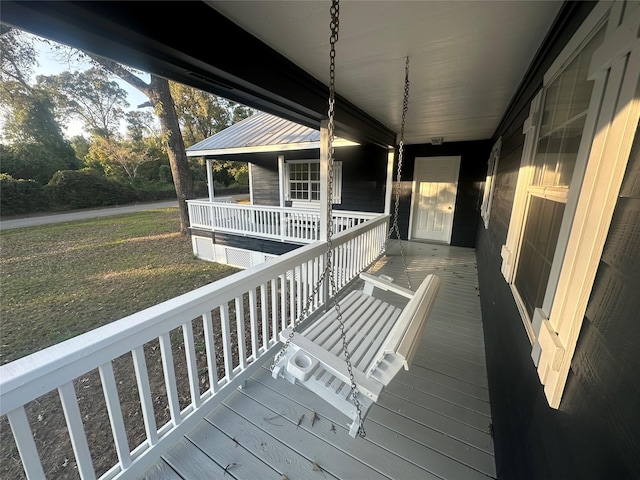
187,200 -> 378,243
0,214 -> 389,480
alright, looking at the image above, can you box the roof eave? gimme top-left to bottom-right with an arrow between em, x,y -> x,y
186,138 -> 359,157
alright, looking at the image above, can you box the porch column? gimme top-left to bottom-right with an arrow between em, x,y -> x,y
277,155 -> 285,208
384,146 -> 395,215
319,120 -> 330,241
206,158 -> 215,201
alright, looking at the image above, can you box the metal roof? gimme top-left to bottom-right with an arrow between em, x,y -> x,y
186,111 -> 357,157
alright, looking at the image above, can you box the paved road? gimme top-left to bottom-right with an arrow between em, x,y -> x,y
0,200 -> 180,230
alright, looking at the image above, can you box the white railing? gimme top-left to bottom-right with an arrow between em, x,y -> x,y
187,200 -> 378,243
0,214 -> 389,480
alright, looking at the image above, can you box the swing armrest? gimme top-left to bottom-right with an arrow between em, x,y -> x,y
281,328 -> 385,401
360,272 -> 414,299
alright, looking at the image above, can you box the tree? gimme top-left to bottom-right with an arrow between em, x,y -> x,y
41,68 -> 129,139
170,82 -> 254,188
0,27 -> 79,183
170,82 -> 253,146
84,55 -> 195,233
85,136 -> 156,180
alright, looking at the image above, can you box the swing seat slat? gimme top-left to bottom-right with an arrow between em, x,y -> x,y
272,272 -> 440,437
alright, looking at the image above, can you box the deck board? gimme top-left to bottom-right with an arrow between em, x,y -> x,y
142,242 -> 496,480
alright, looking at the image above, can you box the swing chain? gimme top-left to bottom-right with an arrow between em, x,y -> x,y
388,57 -> 412,291
271,0 -> 366,438
326,0 -> 366,438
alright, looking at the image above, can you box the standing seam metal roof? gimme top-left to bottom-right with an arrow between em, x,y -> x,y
186,111 -> 322,154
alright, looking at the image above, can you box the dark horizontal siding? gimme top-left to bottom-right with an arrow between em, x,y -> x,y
212,232 -> 300,256
471,1 -> 640,479
250,162 -> 280,206
233,144 -> 388,212
336,144 -> 388,213
564,126 -> 640,477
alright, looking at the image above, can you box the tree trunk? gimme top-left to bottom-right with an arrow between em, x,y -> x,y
149,76 -> 195,234
86,55 -> 195,234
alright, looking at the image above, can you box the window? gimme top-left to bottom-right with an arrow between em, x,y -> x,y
512,25 -> 606,324
501,1 -> 640,408
480,137 -> 502,228
503,18 -> 607,333
284,160 -> 342,204
289,162 -> 320,200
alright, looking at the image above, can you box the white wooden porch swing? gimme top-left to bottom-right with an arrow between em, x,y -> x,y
271,0 -> 441,438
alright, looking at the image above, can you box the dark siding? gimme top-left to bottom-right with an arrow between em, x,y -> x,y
564,126 -> 640,477
336,144 -> 388,213
226,144 -> 388,212
250,162 -> 280,206
212,232 -> 300,256
475,1 -> 640,479
400,141 -> 492,247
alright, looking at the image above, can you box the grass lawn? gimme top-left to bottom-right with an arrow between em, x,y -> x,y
0,206 -> 240,364
1,207 -> 247,479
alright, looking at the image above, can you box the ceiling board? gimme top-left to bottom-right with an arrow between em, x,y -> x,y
207,1 -> 563,144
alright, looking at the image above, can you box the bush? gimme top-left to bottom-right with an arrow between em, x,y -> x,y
0,143 -> 81,185
46,169 -> 139,209
0,174 -> 50,216
158,164 -> 173,184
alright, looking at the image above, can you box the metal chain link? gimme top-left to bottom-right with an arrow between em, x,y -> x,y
388,57 -> 412,290
271,0 -> 366,438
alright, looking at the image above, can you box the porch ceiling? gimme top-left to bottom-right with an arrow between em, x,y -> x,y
1,1 -> 562,146
207,0 -> 563,144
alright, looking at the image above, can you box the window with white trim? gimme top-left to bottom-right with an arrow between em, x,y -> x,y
503,16 -> 607,331
284,160 -> 342,204
501,0 -> 640,408
480,137 -> 502,228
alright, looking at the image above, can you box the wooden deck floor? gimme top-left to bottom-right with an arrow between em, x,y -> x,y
142,241 -> 495,480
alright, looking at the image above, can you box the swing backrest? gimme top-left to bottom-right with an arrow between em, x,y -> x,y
365,274 -> 440,379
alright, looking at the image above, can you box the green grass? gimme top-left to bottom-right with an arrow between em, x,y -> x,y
0,207 -> 240,364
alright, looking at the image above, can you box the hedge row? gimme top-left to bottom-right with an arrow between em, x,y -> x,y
1,171 -> 248,217
0,170 -> 178,217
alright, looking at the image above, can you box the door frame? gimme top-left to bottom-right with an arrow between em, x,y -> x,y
408,155 -> 461,244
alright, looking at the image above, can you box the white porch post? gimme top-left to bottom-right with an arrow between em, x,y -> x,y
277,155 -> 286,208
319,120 -> 330,241
248,162 -> 255,205
384,146 -> 395,215
206,158 -> 215,201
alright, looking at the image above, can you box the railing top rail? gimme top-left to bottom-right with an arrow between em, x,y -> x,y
186,200 -> 379,218
0,213 -> 389,415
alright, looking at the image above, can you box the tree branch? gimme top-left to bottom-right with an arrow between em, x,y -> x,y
87,54 -> 151,96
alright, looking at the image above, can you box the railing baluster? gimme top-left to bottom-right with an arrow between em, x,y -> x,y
58,381 -> 96,480
7,407 -> 46,480
280,274 -> 287,331
158,333 -> 181,426
235,297 -> 247,369
182,321 -> 201,408
220,303 -> 234,381
302,262 -> 308,316
271,278 -> 279,344
99,361 -> 132,470
260,284 -> 269,350
131,346 -> 158,445
296,265 -> 302,321
289,269 -> 295,327
249,288 -> 259,359
202,311 -> 219,393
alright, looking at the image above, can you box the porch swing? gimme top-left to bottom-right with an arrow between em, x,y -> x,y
271,0 -> 441,438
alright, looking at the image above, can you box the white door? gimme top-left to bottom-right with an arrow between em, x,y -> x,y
410,156 -> 460,243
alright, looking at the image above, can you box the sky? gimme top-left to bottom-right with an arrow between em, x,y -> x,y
32,34 -> 151,138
